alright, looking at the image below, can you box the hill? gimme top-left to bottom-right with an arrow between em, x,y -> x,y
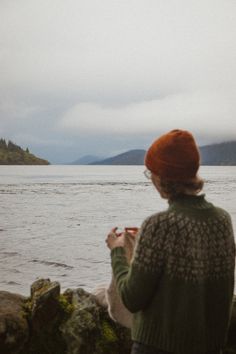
200,141 -> 236,165
89,149 -> 146,165
0,139 -> 50,165
70,155 -> 103,165
88,142 -> 236,166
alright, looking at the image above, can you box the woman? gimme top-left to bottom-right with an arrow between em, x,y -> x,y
106,129 -> 235,354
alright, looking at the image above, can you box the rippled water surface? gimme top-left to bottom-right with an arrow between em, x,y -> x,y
0,165 -> 235,295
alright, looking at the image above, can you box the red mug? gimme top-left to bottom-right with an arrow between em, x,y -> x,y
116,227 -> 139,237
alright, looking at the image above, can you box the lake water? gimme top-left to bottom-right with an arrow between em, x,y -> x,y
0,165 -> 235,296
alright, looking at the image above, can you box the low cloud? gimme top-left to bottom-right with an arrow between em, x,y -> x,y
0,0 -> 235,161
59,89 -> 236,140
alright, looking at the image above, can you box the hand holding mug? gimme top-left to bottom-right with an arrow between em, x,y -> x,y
105,227 -> 125,250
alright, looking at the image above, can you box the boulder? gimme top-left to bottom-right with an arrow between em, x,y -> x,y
61,287 -> 132,354
30,278 -> 61,331
21,278 -> 131,354
25,278 -> 67,354
0,291 -> 29,354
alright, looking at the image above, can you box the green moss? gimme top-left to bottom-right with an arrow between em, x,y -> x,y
101,320 -> 118,343
19,294 -> 74,354
93,320 -> 120,354
91,309 -> 132,354
22,298 -> 33,319
58,295 -> 75,316
19,287 -> 132,354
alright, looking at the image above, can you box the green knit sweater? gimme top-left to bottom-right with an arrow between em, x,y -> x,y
111,194 -> 235,354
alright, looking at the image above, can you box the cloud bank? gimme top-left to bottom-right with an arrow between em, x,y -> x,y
0,0 -> 235,162
59,90 -> 235,139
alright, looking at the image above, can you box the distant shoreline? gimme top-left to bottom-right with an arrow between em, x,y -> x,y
69,141 -> 236,166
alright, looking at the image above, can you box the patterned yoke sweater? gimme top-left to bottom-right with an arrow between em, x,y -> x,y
111,194 -> 235,354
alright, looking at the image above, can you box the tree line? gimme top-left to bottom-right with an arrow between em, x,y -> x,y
0,138 -> 49,165
0,138 -> 29,153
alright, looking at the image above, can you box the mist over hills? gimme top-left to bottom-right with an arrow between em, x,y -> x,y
72,141 -> 236,166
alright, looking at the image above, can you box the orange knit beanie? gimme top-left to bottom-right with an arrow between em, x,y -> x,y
145,129 -> 200,181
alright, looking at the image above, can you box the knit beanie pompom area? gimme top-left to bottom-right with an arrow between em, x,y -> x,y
145,129 -> 200,181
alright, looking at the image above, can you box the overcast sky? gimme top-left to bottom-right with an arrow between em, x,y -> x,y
0,0 -> 235,163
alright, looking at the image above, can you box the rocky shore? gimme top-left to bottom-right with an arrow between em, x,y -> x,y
0,278 -> 235,354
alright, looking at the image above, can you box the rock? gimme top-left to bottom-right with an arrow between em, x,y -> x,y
25,278 -> 67,354
30,278 -> 61,331
61,288 -> 102,354
30,278 -> 51,297
0,291 -> 29,354
63,288 -> 74,305
61,288 -> 132,354
0,280 -> 131,354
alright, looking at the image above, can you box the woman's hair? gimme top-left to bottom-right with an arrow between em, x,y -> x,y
157,175 -> 204,200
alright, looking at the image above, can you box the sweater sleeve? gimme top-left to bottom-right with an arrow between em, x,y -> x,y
110,214 -> 166,313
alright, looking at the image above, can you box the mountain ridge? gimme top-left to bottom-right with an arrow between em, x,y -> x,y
89,149 -> 146,165
70,155 -> 103,165
86,141 -> 236,166
199,141 -> 236,165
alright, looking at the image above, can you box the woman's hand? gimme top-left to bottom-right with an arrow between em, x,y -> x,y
105,227 -> 125,250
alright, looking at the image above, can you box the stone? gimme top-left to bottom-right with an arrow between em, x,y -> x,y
63,288 -> 74,305
61,288 -> 101,354
30,278 -> 61,331
61,287 -> 132,354
26,278 -> 67,354
0,291 -> 29,354
30,278 -> 51,297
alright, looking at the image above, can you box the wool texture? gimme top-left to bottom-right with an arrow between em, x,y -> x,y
111,194 -> 235,354
145,129 -> 200,180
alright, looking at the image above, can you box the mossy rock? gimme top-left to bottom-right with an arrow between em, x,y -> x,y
18,281 -> 132,354
61,288 -> 132,354
94,312 -> 132,354
19,279 -> 70,354
0,291 -> 29,354
5,279 -> 236,354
